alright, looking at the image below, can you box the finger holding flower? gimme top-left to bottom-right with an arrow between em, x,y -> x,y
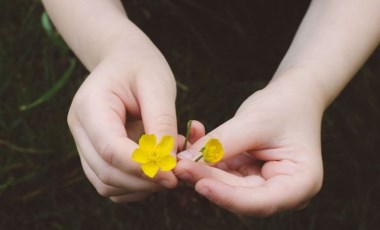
131,120 -> 207,178
175,85 -> 324,216
195,138 -> 224,163
131,134 -> 176,178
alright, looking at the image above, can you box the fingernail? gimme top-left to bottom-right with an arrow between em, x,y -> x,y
177,150 -> 196,160
177,172 -> 192,182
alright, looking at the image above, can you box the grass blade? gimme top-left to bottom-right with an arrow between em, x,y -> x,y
19,58 -> 76,111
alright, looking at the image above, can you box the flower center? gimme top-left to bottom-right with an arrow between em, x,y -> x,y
148,151 -> 161,163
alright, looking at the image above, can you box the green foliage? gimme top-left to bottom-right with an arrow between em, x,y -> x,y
1,0 -> 380,229
19,58 -> 76,111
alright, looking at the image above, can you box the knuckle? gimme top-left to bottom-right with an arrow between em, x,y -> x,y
97,170 -> 113,185
97,141 -> 115,165
67,109 -> 77,129
150,113 -> 176,134
95,185 -> 113,197
67,87 -> 93,128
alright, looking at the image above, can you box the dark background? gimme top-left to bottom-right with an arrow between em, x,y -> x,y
1,0 -> 379,229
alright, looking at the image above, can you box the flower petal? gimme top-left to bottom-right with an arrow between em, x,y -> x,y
139,134 -> 156,150
141,163 -> 160,178
158,155 -> 177,171
131,149 -> 149,163
202,138 -> 224,163
156,135 -> 174,156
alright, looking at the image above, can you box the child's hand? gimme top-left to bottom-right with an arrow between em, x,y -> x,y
67,32 -> 178,203
175,79 -> 324,216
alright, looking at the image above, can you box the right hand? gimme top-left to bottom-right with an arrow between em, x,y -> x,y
67,28 -> 179,203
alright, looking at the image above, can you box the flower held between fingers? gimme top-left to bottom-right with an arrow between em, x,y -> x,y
200,138 -> 224,163
131,134 -> 176,178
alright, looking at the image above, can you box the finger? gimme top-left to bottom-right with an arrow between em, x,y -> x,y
177,116 -> 261,161
71,91 -> 143,175
217,154 -> 263,176
178,120 -> 205,152
195,174 -> 318,217
72,125 -> 162,192
135,73 -> 178,186
80,149 -> 162,193
72,91 -> 176,188
174,160 -> 264,187
188,120 -> 205,144
79,154 -> 127,197
136,72 -> 177,140
110,192 -> 152,203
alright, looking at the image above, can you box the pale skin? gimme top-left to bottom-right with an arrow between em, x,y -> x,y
42,0 -> 380,215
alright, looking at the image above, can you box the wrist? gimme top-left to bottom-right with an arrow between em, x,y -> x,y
94,20 -> 153,66
94,21 -> 171,77
266,68 -> 327,113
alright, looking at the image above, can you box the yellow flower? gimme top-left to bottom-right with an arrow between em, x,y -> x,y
200,138 -> 224,163
131,134 -> 176,178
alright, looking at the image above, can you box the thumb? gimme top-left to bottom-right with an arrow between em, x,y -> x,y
135,74 -> 178,188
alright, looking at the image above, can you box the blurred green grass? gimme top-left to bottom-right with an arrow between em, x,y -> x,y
1,0 -> 379,229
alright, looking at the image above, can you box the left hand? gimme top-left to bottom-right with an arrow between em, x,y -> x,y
174,80 -> 324,216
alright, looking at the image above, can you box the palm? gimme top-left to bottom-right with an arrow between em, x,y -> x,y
218,153 -> 266,184
175,89 -> 324,216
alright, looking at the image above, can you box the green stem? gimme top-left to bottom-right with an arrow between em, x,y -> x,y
194,155 -> 203,162
182,120 -> 192,150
